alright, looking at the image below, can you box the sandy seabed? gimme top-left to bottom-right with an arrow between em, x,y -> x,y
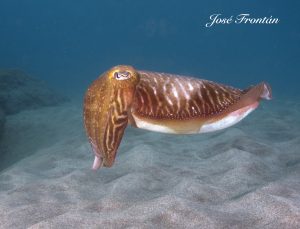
0,99 -> 299,229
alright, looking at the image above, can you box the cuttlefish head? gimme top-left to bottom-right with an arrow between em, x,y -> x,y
106,65 -> 140,89
84,65 -> 140,170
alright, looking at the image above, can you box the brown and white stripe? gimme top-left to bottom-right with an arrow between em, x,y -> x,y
132,71 -> 243,120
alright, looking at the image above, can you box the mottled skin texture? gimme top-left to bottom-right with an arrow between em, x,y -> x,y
84,65 -> 271,169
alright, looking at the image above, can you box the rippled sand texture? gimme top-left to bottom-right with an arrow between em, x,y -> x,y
0,100 -> 299,229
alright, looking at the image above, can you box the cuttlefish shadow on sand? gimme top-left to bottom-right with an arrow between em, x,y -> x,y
83,65 -> 272,170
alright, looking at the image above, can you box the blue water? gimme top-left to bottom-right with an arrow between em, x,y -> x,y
0,0 -> 299,99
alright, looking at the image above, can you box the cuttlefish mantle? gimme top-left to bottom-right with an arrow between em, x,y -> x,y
83,65 -> 272,170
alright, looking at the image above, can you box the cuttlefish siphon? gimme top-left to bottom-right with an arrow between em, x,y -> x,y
83,65 -> 272,170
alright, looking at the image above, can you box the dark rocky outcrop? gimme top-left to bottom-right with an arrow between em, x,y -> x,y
0,107 -> 5,138
0,69 -> 69,171
0,69 -> 68,115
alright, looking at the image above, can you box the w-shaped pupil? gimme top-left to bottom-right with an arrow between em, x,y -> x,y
114,71 -> 130,79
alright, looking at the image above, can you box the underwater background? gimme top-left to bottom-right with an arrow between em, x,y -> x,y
0,1 -> 300,228
0,0 -> 299,99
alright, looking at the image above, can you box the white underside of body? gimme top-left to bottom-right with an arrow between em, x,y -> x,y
132,115 -> 178,134
132,103 -> 258,134
198,104 -> 256,133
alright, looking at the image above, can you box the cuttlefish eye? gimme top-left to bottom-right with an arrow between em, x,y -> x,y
114,71 -> 131,80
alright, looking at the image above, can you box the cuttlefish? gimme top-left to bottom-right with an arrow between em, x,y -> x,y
84,65 -> 271,170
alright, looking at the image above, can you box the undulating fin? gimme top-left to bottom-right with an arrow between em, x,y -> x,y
226,82 -> 272,113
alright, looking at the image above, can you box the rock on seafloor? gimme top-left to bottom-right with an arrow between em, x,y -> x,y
0,107 -> 5,138
0,69 -> 69,170
0,69 -> 68,115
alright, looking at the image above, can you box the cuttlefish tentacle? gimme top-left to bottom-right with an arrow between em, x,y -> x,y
83,65 -> 272,169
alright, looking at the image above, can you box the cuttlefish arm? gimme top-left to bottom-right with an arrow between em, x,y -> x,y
83,65 -> 140,169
